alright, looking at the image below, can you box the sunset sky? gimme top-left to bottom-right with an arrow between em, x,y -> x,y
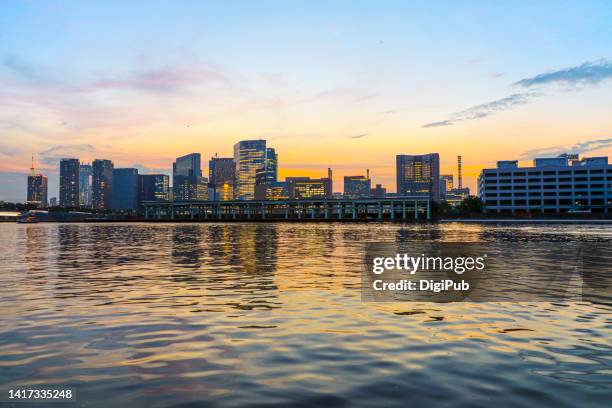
1,0 -> 612,201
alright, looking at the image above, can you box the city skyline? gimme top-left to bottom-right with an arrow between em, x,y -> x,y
2,1 -> 612,201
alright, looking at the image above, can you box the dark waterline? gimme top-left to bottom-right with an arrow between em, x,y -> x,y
0,223 -> 610,407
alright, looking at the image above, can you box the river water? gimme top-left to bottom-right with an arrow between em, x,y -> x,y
0,222 -> 610,407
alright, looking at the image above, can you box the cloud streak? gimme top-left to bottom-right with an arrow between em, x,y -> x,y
422,93 -> 538,128
39,144 -> 99,165
520,137 -> 612,160
514,60 -> 612,88
423,59 -> 612,128
348,133 -> 368,139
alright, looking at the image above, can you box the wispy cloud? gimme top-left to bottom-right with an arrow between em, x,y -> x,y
422,93 -> 538,128
348,133 -> 368,139
39,144 -> 99,165
520,137 -> 612,160
86,65 -> 232,93
423,58 -> 612,128
2,54 -> 46,82
513,59 -> 612,88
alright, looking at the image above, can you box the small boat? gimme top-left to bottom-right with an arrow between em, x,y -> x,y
17,216 -> 38,223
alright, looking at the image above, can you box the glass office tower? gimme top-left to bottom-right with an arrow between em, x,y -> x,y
233,140 -> 267,200
138,174 -> 170,204
92,159 -> 114,210
59,158 -> 80,207
209,157 -> 235,201
173,153 -> 207,201
112,168 -> 139,211
79,163 -> 93,207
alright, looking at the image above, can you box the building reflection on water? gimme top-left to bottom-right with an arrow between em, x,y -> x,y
7,222 -> 612,407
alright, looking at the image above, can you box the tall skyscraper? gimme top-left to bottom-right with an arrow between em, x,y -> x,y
254,148 -> 279,200
59,158 -> 80,207
26,156 -> 48,207
112,168 -> 139,211
396,154 -> 440,201
138,174 -> 169,204
173,153 -> 207,201
209,157 -> 235,201
92,159 -> 114,210
79,163 -> 92,207
234,140 -> 267,200
344,172 -> 371,198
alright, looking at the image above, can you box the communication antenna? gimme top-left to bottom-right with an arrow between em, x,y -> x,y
457,155 -> 463,189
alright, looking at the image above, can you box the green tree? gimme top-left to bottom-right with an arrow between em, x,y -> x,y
458,196 -> 483,215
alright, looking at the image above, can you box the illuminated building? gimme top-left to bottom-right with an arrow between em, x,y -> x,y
287,170 -> 333,199
92,159 -> 114,210
254,181 -> 290,200
79,163 -> 92,207
138,174 -> 169,203
396,154 -> 440,201
59,158 -> 80,207
440,174 -> 453,199
173,153 -> 207,201
112,168 -> 139,211
233,140 -> 266,200
209,157 -> 235,200
26,156 -> 48,207
254,148 -> 279,200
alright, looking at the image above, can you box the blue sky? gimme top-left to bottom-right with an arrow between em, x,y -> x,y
1,1 -> 612,201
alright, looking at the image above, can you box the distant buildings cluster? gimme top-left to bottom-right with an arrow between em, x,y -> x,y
23,142 -> 612,215
26,139 -> 473,212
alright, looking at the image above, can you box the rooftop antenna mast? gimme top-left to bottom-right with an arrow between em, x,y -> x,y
457,155 -> 463,189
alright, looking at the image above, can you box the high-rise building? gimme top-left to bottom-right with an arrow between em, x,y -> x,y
440,174 -> 454,199
396,154 -> 440,201
344,172 -> 371,198
138,174 -> 170,204
173,153 -> 207,201
59,158 -> 80,207
234,140 -> 267,200
112,168 -> 139,211
479,154 -> 612,214
92,159 -> 114,210
254,148 -> 279,200
26,156 -> 48,207
209,157 -> 235,201
49,197 -> 57,207
79,163 -> 92,207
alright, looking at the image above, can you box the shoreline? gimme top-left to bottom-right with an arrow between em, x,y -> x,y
441,218 -> 612,224
4,217 -> 612,224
